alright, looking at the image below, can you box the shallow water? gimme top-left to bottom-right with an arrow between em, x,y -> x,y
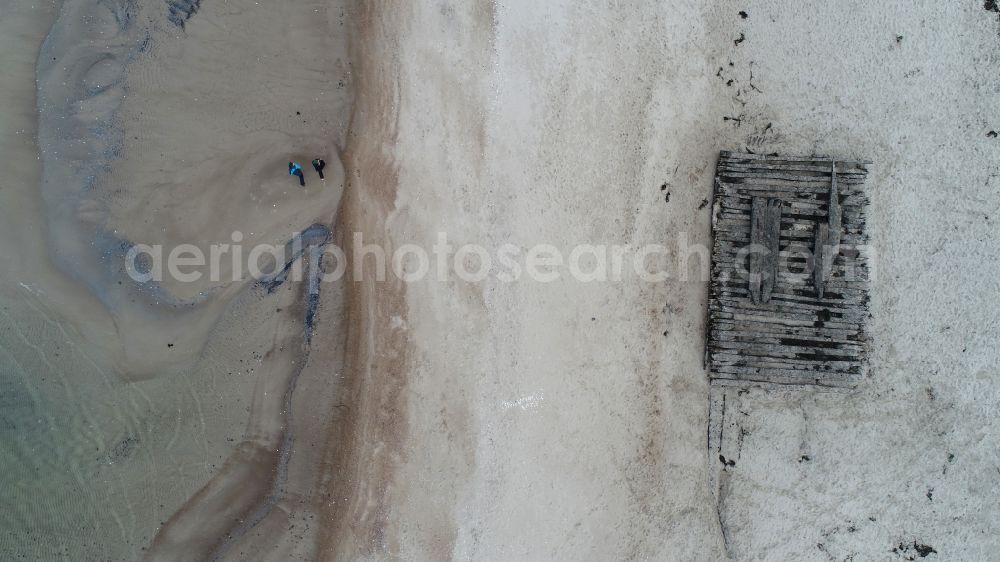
1,0 -> 350,558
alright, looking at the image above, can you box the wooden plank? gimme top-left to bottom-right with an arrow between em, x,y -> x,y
713,282 -> 869,298
710,366 -> 860,388
748,197 -> 782,304
716,365 -> 858,382
715,214 -> 864,232
710,329 -> 866,350
712,283 -> 870,299
716,365 -> 864,382
814,222 -> 830,298
748,196 -> 766,304
713,217 -> 866,236
710,354 -> 858,371
711,292 -> 869,312
812,162 -> 843,299
713,252 -> 870,270
712,297 -> 869,322
710,376 -> 858,390
710,311 -> 862,331
711,266 -> 871,291
717,178 -> 868,193
710,355 -> 862,372
718,171 -> 868,186
715,210 -> 865,227
711,262 -> 871,282
712,328 -> 864,346
827,162 -> 843,248
717,179 -> 867,195
713,231 -> 869,247
719,150 -> 872,166
718,161 -> 868,175
708,339 -> 864,357
714,303 -> 868,326
710,308 -> 864,330
718,194 -> 868,212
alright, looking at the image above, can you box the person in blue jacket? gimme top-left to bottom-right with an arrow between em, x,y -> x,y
288,161 -> 305,186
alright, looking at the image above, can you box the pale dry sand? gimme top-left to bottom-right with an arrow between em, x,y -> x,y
312,2 -> 728,559
309,1 -> 1000,560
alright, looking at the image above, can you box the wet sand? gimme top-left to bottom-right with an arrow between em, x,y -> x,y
36,0 -> 350,379
3,0 -> 352,559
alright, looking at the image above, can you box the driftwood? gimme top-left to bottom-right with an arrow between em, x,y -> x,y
812,162 -> 843,298
707,152 -> 871,388
749,197 -> 782,304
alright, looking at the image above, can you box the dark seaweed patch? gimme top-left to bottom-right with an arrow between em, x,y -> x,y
167,0 -> 202,28
893,541 -> 938,559
107,435 -> 139,463
255,224 -> 332,345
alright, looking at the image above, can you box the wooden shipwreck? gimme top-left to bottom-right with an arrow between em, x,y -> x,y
706,151 -> 871,388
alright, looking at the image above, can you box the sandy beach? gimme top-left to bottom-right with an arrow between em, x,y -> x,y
1,0 -> 999,560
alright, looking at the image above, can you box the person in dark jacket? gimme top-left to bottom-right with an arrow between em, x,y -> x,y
289,161 -> 305,187
311,158 -> 326,180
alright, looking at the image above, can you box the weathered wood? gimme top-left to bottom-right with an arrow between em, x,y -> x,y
711,355 -> 858,372
712,299 -> 869,321
719,150 -> 872,166
714,253 -> 870,274
718,161 -> 868,175
813,222 -> 830,298
710,311 -> 862,331
812,162 -> 844,299
711,376 -> 857,390
711,358 -> 860,374
708,338 -> 864,356
749,197 -> 782,304
713,217 -> 866,234
716,281 -> 866,295
720,185 -> 865,203
707,151 -> 870,388
718,171 -> 868,186
748,197 -> 766,303
711,288 -> 865,315
712,329 -> 863,346
718,197 -> 865,215
827,162 -> 843,247
717,176 -> 868,191
711,365 -> 858,388
719,196 -> 867,214
714,284 -> 870,299
713,227 -> 868,246
713,297 -> 868,321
